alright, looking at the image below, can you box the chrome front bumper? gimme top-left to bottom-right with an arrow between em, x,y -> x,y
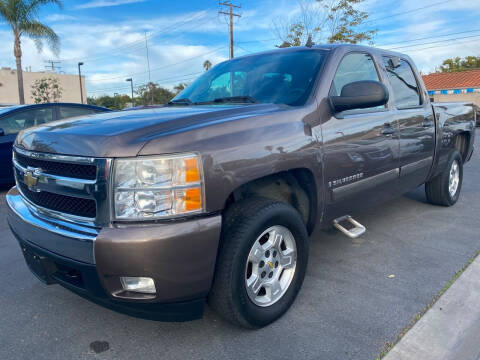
7,187 -> 98,264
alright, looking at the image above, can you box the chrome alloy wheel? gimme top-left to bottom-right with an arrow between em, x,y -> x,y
449,160 -> 460,198
245,225 -> 297,307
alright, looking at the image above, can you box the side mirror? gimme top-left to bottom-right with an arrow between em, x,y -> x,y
0,128 -> 4,136
329,80 -> 389,113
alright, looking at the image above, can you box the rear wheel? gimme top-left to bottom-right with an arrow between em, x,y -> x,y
209,197 -> 309,328
425,150 -> 463,206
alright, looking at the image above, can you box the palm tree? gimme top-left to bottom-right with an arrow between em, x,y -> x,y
0,0 -> 62,104
203,59 -> 212,71
173,82 -> 188,94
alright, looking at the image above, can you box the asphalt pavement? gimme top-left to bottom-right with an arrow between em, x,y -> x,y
1,130 -> 479,360
385,256 -> 480,360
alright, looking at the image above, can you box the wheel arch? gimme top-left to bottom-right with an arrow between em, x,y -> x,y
222,168 -> 319,235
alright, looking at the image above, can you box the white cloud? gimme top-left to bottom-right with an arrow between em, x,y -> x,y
86,44 -> 228,94
2,0 -> 479,98
45,14 -> 76,22
75,0 -> 146,10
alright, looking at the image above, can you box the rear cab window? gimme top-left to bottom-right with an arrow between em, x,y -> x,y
382,57 -> 422,109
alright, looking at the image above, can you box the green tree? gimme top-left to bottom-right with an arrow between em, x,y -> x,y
173,82 -> 188,94
87,94 -> 132,110
274,0 -> 375,47
439,56 -> 480,72
203,59 -> 212,71
31,77 -> 62,103
0,0 -> 63,104
136,82 -> 175,105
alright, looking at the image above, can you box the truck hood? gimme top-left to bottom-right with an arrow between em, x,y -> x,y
15,104 -> 284,157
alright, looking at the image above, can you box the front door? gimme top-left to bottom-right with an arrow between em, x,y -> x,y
322,52 -> 400,221
382,57 -> 435,190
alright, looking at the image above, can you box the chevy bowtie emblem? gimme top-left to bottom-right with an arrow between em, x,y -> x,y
24,168 -> 41,191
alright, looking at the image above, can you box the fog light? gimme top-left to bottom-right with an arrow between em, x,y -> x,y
120,276 -> 156,294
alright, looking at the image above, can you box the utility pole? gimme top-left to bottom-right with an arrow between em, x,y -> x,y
45,60 -> 61,72
145,32 -> 153,105
78,62 -> 84,104
219,2 -> 241,59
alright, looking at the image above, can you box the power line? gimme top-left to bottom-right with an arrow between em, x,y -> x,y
44,60 -> 62,72
237,37 -> 277,44
89,45 -> 226,83
57,12 -> 209,63
386,34 -> 480,50
70,16 -> 215,74
88,71 -> 204,93
87,74 -> 200,95
236,44 -> 253,54
377,29 -> 480,47
362,0 -> 450,25
401,38 -> 480,53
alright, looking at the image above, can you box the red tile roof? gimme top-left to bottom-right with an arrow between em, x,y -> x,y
422,69 -> 480,90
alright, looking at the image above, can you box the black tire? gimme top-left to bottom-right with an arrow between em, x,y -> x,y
425,150 -> 463,206
208,197 -> 309,328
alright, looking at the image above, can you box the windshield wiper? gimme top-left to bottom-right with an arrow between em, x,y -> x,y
195,96 -> 259,105
168,98 -> 193,105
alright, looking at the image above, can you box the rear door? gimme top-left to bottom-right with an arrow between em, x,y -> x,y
322,52 -> 400,220
382,57 -> 435,190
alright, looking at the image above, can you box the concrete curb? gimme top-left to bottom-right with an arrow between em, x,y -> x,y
384,255 -> 480,360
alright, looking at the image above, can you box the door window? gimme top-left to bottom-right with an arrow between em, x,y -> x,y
0,107 -> 54,135
59,106 -> 95,119
383,57 -> 421,109
331,53 -> 381,96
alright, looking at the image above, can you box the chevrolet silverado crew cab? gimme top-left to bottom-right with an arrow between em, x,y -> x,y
7,44 -> 476,328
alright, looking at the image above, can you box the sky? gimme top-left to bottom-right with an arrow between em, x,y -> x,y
0,0 -> 479,98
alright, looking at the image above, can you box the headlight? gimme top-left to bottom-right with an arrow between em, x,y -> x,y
113,153 -> 204,220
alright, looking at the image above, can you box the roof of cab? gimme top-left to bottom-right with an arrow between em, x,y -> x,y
231,43 -> 410,63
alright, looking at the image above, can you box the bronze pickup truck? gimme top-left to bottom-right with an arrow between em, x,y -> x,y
7,44 -> 476,328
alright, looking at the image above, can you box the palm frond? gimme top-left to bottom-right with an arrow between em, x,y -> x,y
26,0 -> 63,15
20,20 -> 60,54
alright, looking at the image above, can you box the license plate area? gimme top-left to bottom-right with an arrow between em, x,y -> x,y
21,244 -> 57,284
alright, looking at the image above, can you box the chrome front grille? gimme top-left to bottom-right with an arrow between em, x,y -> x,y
17,182 -> 97,218
13,147 -> 111,226
15,151 -> 97,180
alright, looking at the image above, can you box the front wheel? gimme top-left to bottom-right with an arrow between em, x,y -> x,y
425,150 -> 463,206
209,197 -> 309,328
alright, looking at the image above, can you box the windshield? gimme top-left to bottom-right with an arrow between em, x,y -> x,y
173,49 -> 327,106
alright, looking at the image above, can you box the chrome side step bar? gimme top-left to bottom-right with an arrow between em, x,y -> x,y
333,215 -> 366,239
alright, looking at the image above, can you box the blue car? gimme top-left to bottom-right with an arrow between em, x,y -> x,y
0,103 -> 111,185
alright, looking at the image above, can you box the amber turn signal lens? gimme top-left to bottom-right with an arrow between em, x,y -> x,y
185,158 -> 200,183
185,187 -> 202,211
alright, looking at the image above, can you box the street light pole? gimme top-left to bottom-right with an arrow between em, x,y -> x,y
113,92 -> 118,109
126,78 -> 134,107
78,62 -> 84,104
